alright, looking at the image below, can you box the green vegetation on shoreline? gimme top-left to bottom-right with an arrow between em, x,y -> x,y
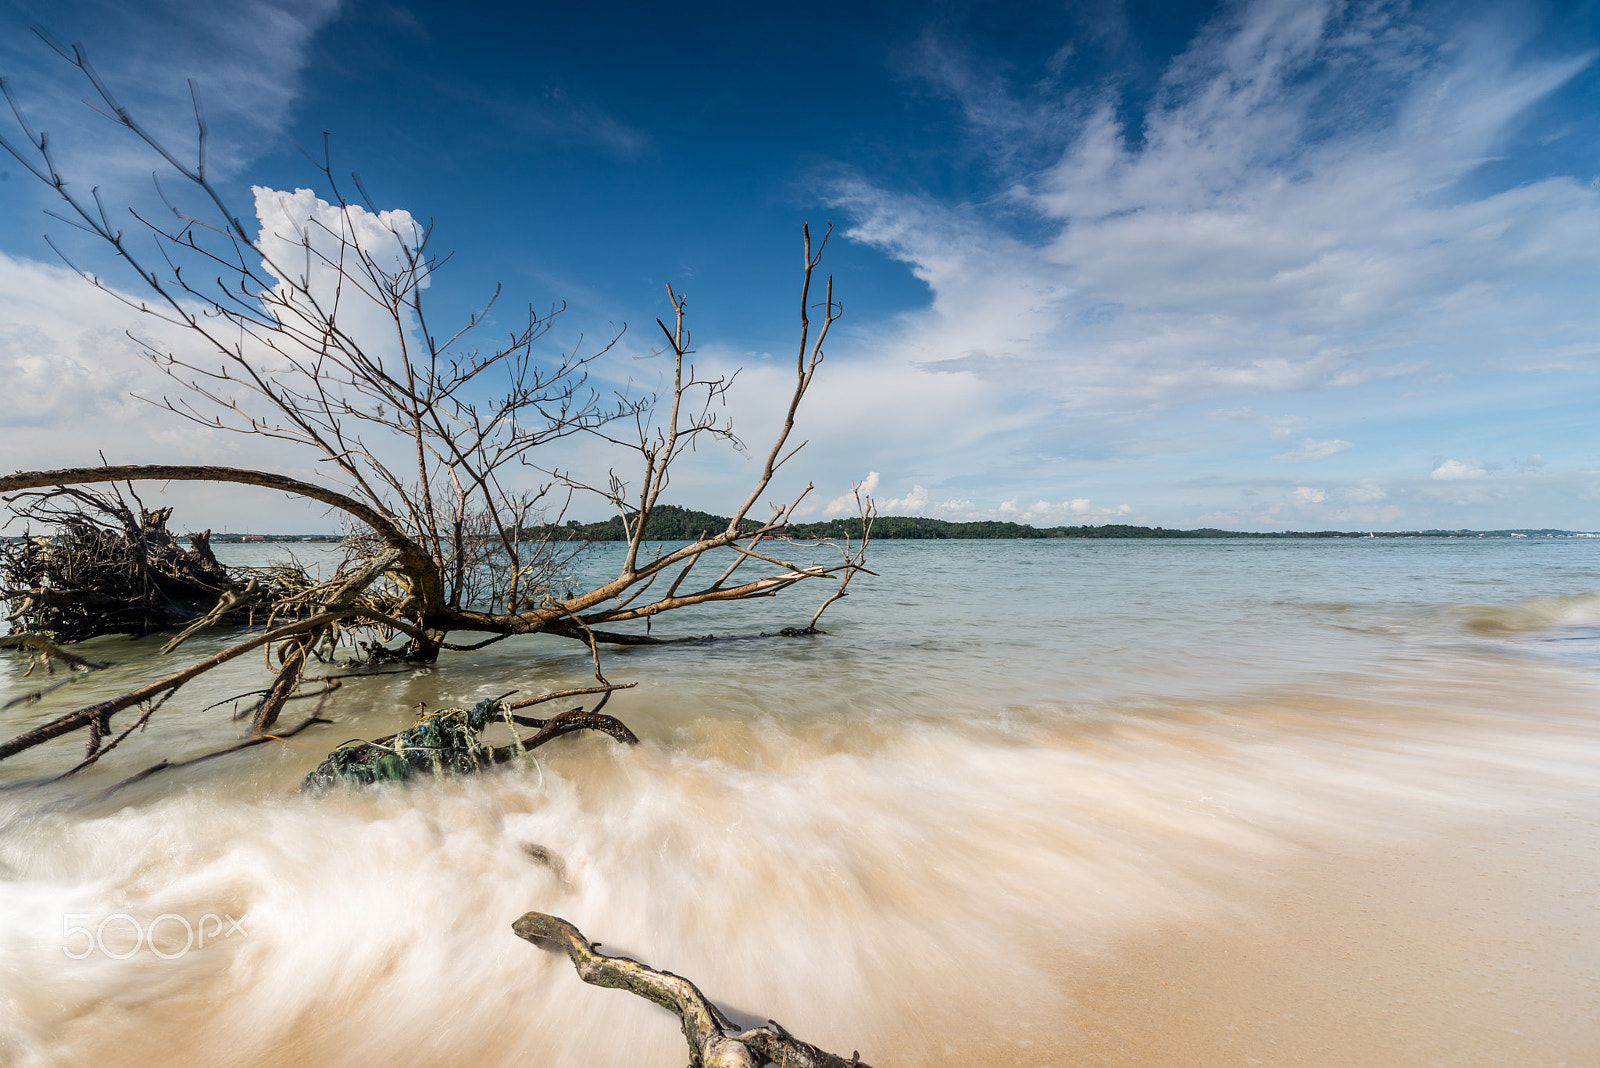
520,506 -> 1590,541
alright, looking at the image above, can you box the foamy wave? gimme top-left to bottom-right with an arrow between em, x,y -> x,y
2,677 -> 1595,1068
1446,589 -> 1600,636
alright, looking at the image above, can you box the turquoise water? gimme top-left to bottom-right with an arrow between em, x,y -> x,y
1,537 -> 1597,1066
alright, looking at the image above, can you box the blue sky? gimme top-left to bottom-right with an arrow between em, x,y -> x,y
2,0 -> 1598,531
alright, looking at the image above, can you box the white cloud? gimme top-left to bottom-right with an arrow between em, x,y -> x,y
0,253 -> 153,434
882,484 -> 931,514
1292,486 -> 1327,505
818,473 -> 1129,523
1344,479 -> 1388,503
1429,457 -> 1490,480
824,473 -> 967,518
1274,437 -> 1353,462
251,185 -> 428,368
824,472 -> 880,515
998,497 -> 1132,524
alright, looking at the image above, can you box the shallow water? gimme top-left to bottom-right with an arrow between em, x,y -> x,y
1,537 -> 1597,1066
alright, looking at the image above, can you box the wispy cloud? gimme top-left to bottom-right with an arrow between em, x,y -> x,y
830,0 -> 1600,422
1274,437 -> 1353,462
2,1 -> 342,182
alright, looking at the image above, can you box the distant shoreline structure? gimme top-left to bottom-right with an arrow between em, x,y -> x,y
176,507 -> 1598,543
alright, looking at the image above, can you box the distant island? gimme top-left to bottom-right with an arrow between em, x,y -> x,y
188,506 -> 1595,543
528,506 -> 1594,541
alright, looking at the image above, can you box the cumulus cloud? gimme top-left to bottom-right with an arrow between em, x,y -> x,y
1430,457 -> 1491,480
999,497 -> 1132,524
1292,486 -> 1327,505
252,185 -> 429,366
823,472 -> 978,518
817,472 -> 1128,523
823,471 -> 880,515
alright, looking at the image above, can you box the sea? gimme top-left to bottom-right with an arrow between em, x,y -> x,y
1,536 -> 1597,1066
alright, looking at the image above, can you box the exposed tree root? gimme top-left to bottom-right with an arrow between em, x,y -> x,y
0,486 -> 264,643
513,912 -> 871,1068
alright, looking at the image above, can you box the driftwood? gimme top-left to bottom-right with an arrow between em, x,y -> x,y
0,633 -> 113,686
513,912 -> 870,1068
0,607 -> 359,761
94,710 -> 334,802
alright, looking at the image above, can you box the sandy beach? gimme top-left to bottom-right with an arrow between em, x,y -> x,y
1062,805 -> 1599,1067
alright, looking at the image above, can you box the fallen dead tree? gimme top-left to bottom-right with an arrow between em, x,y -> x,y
0,38 -> 873,779
514,911 -> 872,1068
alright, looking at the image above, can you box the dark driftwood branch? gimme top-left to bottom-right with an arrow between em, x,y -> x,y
505,682 -> 637,710
251,638 -> 309,733
159,577 -> 262,655
52,689 -> 174,779
489,707 -> 638,764
94,710 -> 333,802
0,633 -> 113,672
513,912 -> 869,1068
0,609 -> 353,761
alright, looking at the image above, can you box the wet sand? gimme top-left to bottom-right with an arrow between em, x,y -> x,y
1062,805 -> 1599,1067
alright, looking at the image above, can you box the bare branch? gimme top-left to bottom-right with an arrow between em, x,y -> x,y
513,912 -> 871,1068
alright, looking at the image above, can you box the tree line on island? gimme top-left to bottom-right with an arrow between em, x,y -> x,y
514,506 -> 1579,542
